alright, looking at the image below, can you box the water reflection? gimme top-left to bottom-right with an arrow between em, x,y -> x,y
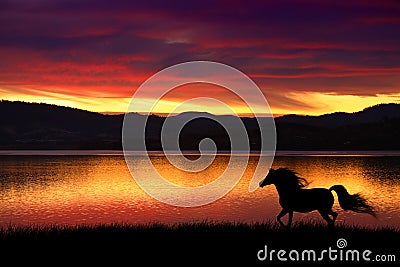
0,155 -> 399,228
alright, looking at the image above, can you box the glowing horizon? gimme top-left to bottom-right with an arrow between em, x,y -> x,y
2,95 -> 398,118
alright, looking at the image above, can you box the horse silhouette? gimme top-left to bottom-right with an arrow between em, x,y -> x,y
259,168 -> 376,228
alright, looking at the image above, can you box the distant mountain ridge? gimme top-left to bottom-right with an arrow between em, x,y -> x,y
1,100 -> 399,150
0,100 -> 123,149
277,103 -> 400,128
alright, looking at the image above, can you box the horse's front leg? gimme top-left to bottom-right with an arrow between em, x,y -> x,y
287,211 -> 293,228
277,209 -> 289,228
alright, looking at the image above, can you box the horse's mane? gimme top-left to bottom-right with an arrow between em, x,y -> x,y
275,168 -> 309,189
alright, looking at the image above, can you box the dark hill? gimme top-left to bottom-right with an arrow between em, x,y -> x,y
274,103 -> 400,150
1,100 -> 400,150
0,100 -> 123,149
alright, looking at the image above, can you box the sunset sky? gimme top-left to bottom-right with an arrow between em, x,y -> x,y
1,0 -> 399,116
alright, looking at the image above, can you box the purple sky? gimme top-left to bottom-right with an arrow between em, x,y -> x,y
1,0 -> 399,114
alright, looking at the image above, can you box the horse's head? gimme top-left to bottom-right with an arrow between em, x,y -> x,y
259,168 -> 309,189
259,168 -> 278,187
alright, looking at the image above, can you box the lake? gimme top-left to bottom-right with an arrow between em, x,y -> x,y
1,151 -> 399,228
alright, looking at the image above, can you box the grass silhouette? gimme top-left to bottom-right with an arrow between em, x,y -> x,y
1,221 -> 398,266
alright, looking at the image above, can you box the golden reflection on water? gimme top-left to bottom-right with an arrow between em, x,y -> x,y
149,155 -> 228,187
0,155 -> 399,228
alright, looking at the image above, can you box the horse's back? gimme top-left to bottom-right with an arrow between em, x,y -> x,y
280,188 -> 334,213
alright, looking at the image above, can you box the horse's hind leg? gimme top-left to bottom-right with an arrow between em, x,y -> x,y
328,209 -> 338,223
277,209 -> 289,228
318,210 -> 334,228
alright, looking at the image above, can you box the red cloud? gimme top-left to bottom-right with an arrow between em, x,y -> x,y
1,0 -> 399,114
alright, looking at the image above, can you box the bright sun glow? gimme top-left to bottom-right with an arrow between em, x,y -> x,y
270,92 -> 400,116
2,84 -> 399,116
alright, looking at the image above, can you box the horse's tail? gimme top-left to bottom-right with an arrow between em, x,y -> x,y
329,185 -> 376,217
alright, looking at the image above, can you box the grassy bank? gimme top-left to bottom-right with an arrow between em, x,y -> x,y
1,221 -> 398,266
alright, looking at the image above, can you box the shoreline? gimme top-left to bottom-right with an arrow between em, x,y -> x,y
1,150 -> 400,156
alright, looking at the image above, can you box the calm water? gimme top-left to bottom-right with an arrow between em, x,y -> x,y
1,152 -> 400,228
